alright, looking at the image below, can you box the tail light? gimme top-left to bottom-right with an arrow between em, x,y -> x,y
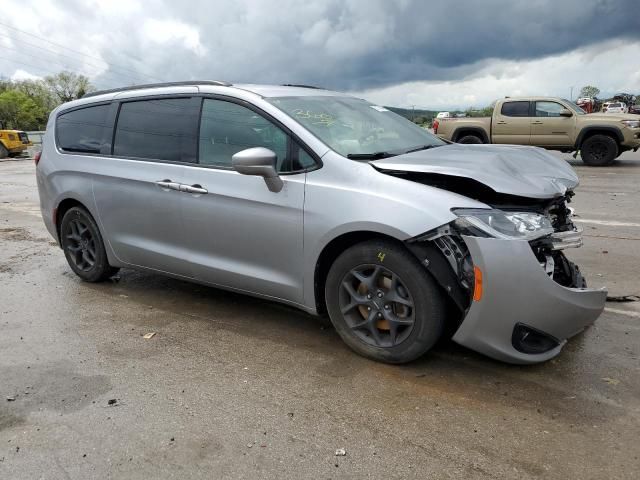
433,119 -> 439,134
34,151 -> 42,166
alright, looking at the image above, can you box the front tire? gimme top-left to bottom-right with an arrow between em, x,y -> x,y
0,144 -> 8,159
457,135 -> 483,144
60,207 -> 119,282
325,239 -> 446,364
581,134 -> 618,166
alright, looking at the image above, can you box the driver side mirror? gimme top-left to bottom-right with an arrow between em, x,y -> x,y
559,109 -> 573,117
232,147 -> 284,193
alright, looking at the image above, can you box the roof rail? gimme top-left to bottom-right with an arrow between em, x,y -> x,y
82,80 -> 232,98
281,84 -> 323,90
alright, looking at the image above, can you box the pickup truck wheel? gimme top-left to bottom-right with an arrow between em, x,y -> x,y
325,239 -> 446,364
581,134 -> 618,166
0,144 -> 8,159
457,135 -> 483,144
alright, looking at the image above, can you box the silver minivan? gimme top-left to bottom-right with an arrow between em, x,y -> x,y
36,81 -> 606,364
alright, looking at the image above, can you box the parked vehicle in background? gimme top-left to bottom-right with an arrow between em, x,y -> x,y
0,121 -> 32,158
612,93 -> 636,108
603,102 -> 627,114
576,96 -> 602,114
434,96 -> 640,166
436,111 -> 451,119
629,104 -> 640,115
36,81 -> 605,365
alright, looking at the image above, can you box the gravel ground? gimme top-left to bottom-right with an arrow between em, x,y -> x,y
1,151 -> 639,479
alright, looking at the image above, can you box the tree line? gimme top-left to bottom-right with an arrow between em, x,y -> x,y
0,71 -> 94,131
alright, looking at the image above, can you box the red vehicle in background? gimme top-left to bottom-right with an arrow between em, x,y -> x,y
576,97 -> 601,113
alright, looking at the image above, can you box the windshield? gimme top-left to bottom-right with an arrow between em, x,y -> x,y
562,99 -> 586,115
267,95 -> 445,158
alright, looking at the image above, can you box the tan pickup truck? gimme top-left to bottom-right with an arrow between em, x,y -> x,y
434,97 -> 640,166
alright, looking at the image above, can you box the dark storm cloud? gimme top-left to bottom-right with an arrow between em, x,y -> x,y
79,0 -> 640,90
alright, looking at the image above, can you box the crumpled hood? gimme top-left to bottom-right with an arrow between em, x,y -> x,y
372,144 -> 579,199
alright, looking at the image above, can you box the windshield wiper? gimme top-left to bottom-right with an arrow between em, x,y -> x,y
346,151 -> 397,160
404,144 -> 440,154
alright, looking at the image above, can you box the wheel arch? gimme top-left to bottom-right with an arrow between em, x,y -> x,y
312,229 -> 468,321
54,198 -> 89,243
313,231 -> 405,315
452,127 -> 489,143
575,126 -> 623,149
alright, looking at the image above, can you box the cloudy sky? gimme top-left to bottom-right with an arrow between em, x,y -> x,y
1,0 -> 639,109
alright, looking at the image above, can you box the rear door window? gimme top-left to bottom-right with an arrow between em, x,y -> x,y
113,98 -> 199,163
57,104 -> 111,153
500,101 -> 530,117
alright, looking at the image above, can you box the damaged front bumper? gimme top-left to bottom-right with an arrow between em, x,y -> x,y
452,236 -> 606,364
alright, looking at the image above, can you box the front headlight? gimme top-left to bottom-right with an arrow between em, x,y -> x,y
453,208 -> 554,240
622,120 -> 640,128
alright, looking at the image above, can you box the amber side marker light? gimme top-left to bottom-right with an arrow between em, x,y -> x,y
473,266 -> 483,301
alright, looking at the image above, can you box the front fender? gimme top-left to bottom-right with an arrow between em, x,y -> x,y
301,151 -> 487,311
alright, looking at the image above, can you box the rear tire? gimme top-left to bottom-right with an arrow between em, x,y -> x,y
0,144 -> 8,159
60,207 -> 119,282
581,134 -> 618,166
457,135 -> 483,144
325,239 -> 446,364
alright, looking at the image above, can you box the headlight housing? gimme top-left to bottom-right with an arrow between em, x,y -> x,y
453,208 -> 554,240
622,120 -> 640,129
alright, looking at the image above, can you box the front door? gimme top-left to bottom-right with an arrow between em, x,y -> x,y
492,100 -> 531,144
180,98 -> 309,304
93,95 -> 200,278
530,101 -> 575,147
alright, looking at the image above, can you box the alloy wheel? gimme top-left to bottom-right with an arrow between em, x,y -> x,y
64,218 -> 97,271
339,264 -> 416,348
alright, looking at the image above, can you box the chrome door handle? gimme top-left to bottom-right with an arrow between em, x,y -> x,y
496,121 -> 507,124
181,184 -> 208,194
531,121 -> 543,125
155,179 -> 180,190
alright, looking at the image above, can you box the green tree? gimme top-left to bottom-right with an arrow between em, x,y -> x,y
0,72 -> 96,130
14,79 -> 57,111
579,85 -> 600,99
44,71 -> 94,103
0,90 -> 47,130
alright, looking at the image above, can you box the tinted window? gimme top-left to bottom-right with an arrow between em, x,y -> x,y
295,147 -> 317,170
57,105 -> 110,153
199,99 -> 290,171
114,98 -> 198,162
500,101 -> 530,117
535,101 -> 565,117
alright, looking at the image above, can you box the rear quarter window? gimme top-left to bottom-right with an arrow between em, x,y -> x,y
57,104 -> 111,153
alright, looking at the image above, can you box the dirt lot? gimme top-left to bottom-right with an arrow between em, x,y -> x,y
1,152 -> 639,479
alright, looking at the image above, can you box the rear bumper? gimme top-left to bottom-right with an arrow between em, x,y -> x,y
452,236 -> 606,364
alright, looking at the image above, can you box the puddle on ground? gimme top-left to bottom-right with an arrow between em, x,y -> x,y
0,360 -> 112,432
